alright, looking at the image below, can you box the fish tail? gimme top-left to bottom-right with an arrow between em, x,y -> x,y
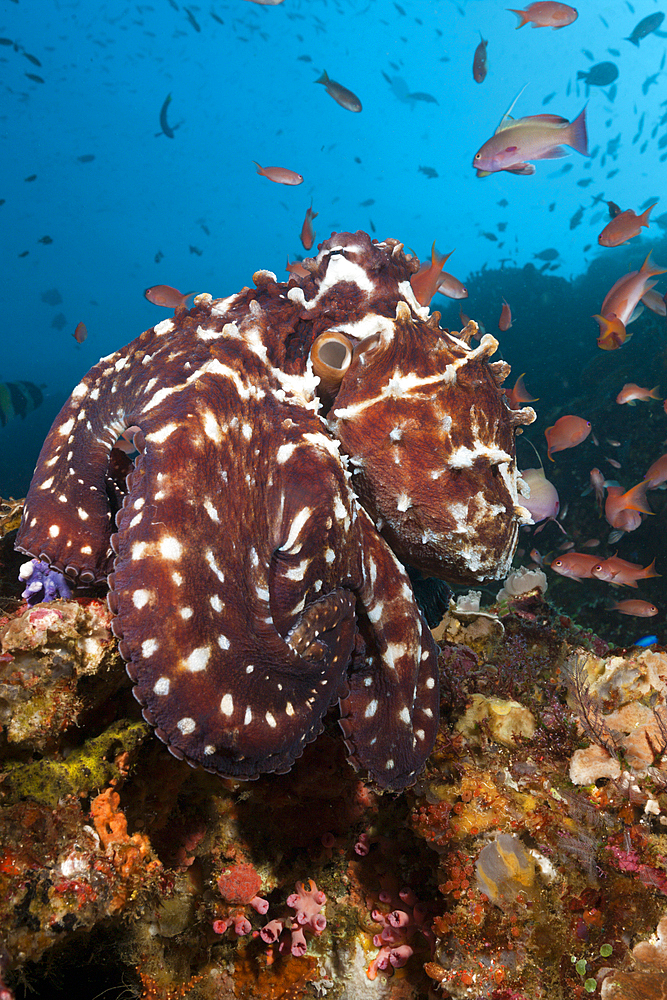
640,202 -> 658,226
507,8 -> 530,27
642,558 -> 661,578
622,480 -> 653,515
624,36 -> 640,46
567,106 -> 588,156
650,386 -> 662,399
252,160 -> 263,174
315,70 -> 329,85
594,314 -> 625,349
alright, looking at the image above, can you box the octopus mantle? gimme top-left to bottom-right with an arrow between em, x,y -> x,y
16,232 -> 534,791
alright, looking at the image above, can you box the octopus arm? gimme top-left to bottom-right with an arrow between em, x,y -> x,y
111,381 -> 361,780
339,507 -> 439,791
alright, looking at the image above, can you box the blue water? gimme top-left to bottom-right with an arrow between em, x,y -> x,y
1,0 -> 666,643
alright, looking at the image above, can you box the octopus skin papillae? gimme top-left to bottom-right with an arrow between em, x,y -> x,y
16,232 -> 535,791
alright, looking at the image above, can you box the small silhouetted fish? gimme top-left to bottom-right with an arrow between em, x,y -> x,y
297,54 -> 312,61
18,251 -> 28,258
408,91 -> 438,104
369,218 -> 376,233
497,222 -> 507,231
581,48 -> 595,60
159,93 -> 175,138
569,205 -> 584,229
184,6 -> 201,31
73,321 -> 87,344
316,70 -> 362,112
51,312 -> 67,331
625,12 -> 665,46
41,288 -> 62,305
557,163 -> 573,174
659,133 -> 667,149
38,235 -> 52,244
360,198 -> 375,206
394,2 -> 406,13
189,245 -> 203,255
607,168 -> 619,177
577,178 -> 594,186
607,133 -> 621,155
640,140 -> 648,153
548,202 -> 556,211
0,200 -> 5,207
481,231 -> 498,241
200,223 -> 210,235
542,92 -> 556,105
25,73 -> 44,83
640,195 -> 660,208
22,52 -> 42,66
0,38 -> 13,46
210,10 -> 224,25
655,212 -> 667,230
608,47 -> 620,56
154,250 -> 164,263
498,198 -> 508,207
642,72 -> 659,94
77,154 -> 95,163
418,165 -> 438,178
534,248 -> 560,261
577,61 -> 618,89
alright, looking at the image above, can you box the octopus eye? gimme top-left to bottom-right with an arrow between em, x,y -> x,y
310,331 -> 354,401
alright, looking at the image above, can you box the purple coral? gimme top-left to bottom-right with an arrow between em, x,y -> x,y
19,559 -> 72,605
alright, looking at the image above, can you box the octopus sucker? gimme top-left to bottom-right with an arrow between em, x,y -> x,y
17,230 -> 534,790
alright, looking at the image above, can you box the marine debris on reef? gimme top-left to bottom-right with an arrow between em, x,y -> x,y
4,235 -> 667,998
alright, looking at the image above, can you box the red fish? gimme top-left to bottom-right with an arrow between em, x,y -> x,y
473,34 -> 488,83
604,480 -> 652,531
410,243 -> 455,306
253,161 -> 303,185
507,2 -> 578,29
505,373 -> 538,409
598,202 -> 656,247
549,552 -> 599,581
436,271 -> 468,299
144,285 -> 195,309
286,259 -> 310,279
645,452 -> 667,488
611,599 -> 659,617
73,321 -> 87,344
545,415 -> 591,460
594,252 -> 667,350
593,556 -> 660,588
499,298 -> 512,330
616,383 -> 661,405
300,204 -> 318,250
589,468 -> 606,507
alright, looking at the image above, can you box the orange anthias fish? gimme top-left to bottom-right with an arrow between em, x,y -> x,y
410,243 -> 455,306
473,34 -> 488,83
604,480 -> 652,531
593,555 -> 660,588
300,204 -> 318,250
286,258 -> 310,279
73,321 -> 87,344
253,161 -> 304,185
507,2 -> 578,29
594,252 -> 667,350
436,271 -> 468,299
474,93 -> 587,176
545,414 -> 591,460
645,452 -> 667,488
616,383 -> 661,405
549,552 -> 599,581
144,285 -> 196,309
598,202 -> 657,247
611,599 -> 659,616
505,373 -> 538,409
499,298 -> 512,330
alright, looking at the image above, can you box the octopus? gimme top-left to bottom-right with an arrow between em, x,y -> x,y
16,232 -> 535,791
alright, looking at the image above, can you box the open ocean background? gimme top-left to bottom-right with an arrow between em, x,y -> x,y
2,0 -> 667,644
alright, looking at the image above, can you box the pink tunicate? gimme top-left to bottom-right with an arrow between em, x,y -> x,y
387,909 -> 411,928
260,919 -> 284,944
354,833 -> 370,855
390,944 -> 414,968
234,917 -> 252,935
212,918 -> 232,934
250,895 -> 269,914
398,888 -> 418,907
291,927 -> 308,957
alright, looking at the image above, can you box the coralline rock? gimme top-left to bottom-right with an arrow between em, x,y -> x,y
496,565 -> 548,603
569,743 -> 622,785
456,692 -> 536,746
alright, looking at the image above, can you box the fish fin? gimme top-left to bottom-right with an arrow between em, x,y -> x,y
476,169 -> 492,178
315,70 -> 329,85
567,105 -> 588,156
505,162 -> 535,174
252,160 -> 264,173
496,84 -> 528,131
640,202 -> 658,226
622,480 -> 653,515
643,558 -> 661,578
640,251 -> 667,278
531,146 -> 570,160
650,386 -> 662,399
624,36 -> 640,46
507,8 -> 530,28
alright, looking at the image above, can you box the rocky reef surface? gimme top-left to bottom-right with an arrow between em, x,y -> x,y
1,505 -> 667,1000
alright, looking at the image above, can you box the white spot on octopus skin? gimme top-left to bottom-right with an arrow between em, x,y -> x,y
205,550 -> 225,583
177,717 -> 196,735
265,712 -> 277,728
365,699 -> 378,719
244,706 -> 253,725
142,638 -> 159,657
385,759 -> 395,770
58,418 -> 75,437
77,507 -> 89,520
39,477 -> 55,490
132,589 -> 151,609
160,536 -> 183,560
146,422 -> 178,445
49,524 -> 60,537
217,634 -> 230,650
172,572 -> 183,586
280,506 -> 312,553
398,706 -> 411,725
210,594 -> 223,612
220,693 -> 234,716
154,677 -> 170,696
202,409 -> 221,443
426,677 -> 435,689
153,318 -> 174,336
184,645 -> 210,671
204,500 -> 220,522
180,607 -> 194,620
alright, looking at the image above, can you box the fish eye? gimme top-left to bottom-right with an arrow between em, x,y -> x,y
474,153 -> 481,160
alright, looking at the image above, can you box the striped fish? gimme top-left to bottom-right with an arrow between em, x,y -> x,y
0,380 -> 44,427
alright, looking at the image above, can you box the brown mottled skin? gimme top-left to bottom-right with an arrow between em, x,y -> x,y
16,231 -> 534,790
